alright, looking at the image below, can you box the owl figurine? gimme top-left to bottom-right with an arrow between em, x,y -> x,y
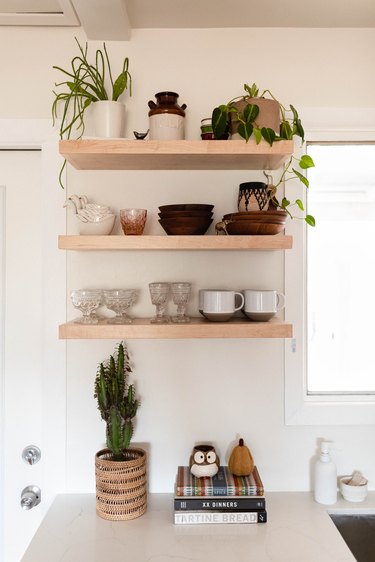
189,444 -> 220,478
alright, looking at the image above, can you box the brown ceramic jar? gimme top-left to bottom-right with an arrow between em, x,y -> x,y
148,91 -> 187,140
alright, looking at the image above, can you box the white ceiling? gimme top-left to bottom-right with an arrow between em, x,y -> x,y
125,0 -> 375,29
0,0 -> 374,39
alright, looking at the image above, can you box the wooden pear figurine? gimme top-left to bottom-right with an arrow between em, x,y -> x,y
228,438 -> 254,476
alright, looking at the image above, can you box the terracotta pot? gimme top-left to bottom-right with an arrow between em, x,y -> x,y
95,447 -> 147,521
230,97 -> 280,139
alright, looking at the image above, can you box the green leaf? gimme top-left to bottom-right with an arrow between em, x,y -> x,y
212,106 -> 229,138
237,122 -> 253,142
281,197 -> 290,208
112,72 -> 128,101
299,154 -> 315,169
253,127 -> 262,144
83,98 -> 92,110
280,121 -> 293,140
289,104 -> 299,122
244,83 -> 259,98
295,118 -> 305,141
292,168 -> 309,187
243,103 -> 259,124
305,214 -> 316,227
295,199 -> 304,211
261,127 -> 276,146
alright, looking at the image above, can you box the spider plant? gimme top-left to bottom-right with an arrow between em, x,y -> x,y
52,38 -> 132,187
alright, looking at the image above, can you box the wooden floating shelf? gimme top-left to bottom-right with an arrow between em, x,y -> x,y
59,317 -> 293,340
58,235 -> 293,251
59,139 -> 294,171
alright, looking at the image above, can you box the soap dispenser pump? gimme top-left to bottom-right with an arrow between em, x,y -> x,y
314,441 -> 337,505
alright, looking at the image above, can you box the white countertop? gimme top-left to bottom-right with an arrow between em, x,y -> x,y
22,492 -> 375,562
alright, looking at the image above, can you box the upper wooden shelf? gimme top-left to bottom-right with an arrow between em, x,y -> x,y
58,235 -> 293,251
59,139 -> 294,171
59,317 -> 293,340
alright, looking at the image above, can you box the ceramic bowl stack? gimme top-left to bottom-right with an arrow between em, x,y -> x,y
158,204 -> 214,235
222,210 -> 288,235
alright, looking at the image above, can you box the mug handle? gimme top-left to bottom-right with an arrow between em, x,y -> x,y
276,292 -> 285,310
234,292 -> 245,312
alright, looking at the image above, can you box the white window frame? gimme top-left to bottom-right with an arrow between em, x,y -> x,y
284,108 -> 375,425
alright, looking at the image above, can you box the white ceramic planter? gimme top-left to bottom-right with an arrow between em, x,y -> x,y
92,101 -> 125,138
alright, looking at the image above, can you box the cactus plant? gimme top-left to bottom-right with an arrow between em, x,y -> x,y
94,342 -> 139,461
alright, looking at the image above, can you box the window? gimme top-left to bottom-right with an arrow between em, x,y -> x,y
284,120 -> 375,425
307,144 -> 375,394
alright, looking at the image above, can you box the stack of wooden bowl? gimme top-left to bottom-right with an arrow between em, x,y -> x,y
159,204 -> 214,235
221,211 -> 288,235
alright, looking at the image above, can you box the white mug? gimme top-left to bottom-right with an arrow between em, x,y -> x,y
244,289 -> 285,313
201,290 -> 245,314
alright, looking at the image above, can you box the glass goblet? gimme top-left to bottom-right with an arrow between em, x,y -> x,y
103,289 -> 138,324
171,282 -> 191,323
149,282 -> 170,324
89,289 -> 104,320
70,289 -> 102,324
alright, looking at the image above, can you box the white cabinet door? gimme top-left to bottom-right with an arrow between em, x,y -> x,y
0,149 -> 66,562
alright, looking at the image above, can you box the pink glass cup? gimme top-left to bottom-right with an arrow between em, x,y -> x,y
120,208 -> 147,235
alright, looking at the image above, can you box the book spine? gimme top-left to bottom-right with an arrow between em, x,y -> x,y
175,488 -> 260,497
174,498 -> 266,511
174,510 -> 267,525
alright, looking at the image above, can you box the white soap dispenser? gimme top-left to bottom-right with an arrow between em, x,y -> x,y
314,441 -> 337,505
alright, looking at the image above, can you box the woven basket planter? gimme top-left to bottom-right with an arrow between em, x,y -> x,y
95,447 -> 147,521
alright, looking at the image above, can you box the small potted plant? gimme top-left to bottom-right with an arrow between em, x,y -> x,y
53,37 -> 132,140
211,82 -> 304,145
94,341 -> 147,521
52,38 -> 132,186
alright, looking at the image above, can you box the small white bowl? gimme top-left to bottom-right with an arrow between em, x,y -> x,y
340,476 -> 368,502
76,214 -> 116,235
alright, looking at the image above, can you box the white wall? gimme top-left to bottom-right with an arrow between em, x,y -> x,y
2,25 -> 375,494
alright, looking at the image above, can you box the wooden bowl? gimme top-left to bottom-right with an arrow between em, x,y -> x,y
159,204 -> 214,212
159,217 -> 213,235
159,210 -> 213,219
223,211 -> 288,223
225,220 -> 286,235
223,216 -> 287,225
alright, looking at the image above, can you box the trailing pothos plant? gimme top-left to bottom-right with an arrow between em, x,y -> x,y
94,342 -> 139,461
265,154 -> 316,226
52,38 -> 132,186
212,83 -> 315,226
212,83 -> 304,145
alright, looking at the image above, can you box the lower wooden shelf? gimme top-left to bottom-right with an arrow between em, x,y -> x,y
59,317 -> 293,340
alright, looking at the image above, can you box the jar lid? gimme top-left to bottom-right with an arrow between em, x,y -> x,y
155,91 -> 179,98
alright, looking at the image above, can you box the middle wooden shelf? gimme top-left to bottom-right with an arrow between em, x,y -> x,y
59,317 -> 293,340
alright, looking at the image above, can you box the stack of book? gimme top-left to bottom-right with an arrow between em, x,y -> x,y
174,465 -> 267,525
